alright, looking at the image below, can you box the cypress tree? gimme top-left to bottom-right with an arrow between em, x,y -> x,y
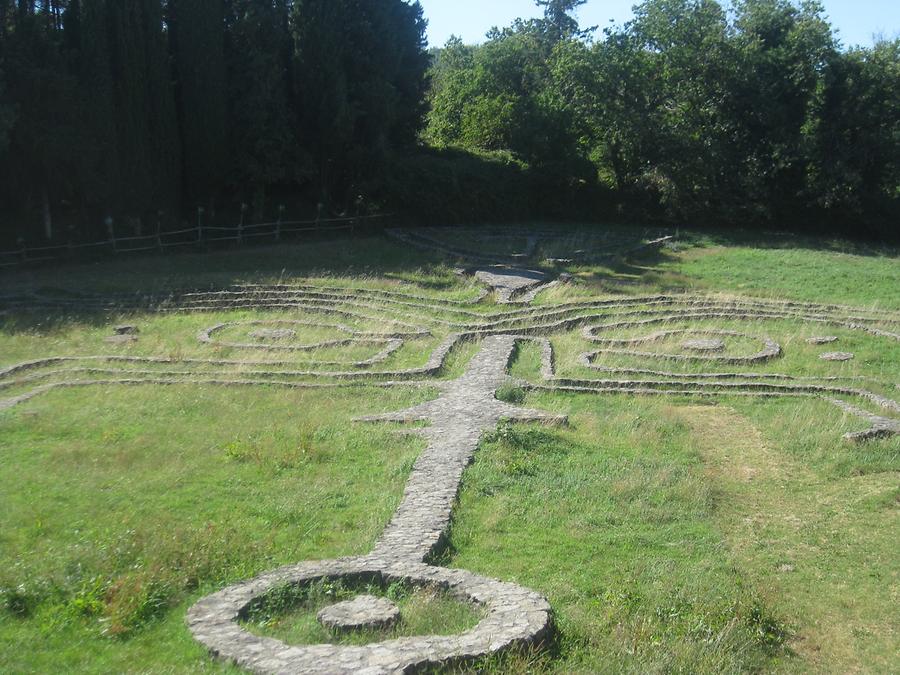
291,0 -> 430,205
0,67 -> 14,163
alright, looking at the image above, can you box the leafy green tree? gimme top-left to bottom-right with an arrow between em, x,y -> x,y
550,34 -> 659,193
535,0 -> 592,44
624,0 -> 738,219
729,0 -> 836,220
427,19 -> 582,170
803,39 -> 900,232
425,36 -> 478,145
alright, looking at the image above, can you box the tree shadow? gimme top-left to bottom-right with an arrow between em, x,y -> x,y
680,226 -> 899,258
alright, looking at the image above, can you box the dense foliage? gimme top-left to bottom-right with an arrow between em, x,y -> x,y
0,0 -> 897,243
0,0 -> 429,242
427,0 -> 899,237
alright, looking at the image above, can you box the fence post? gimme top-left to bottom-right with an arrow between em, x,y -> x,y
156,211 -> 164,253
17,237 -> 27,264
353,195 -> 364,236
276,205 -> 285,242
238,203 -> 249,246
316,202 -> 323,230
197,206 -> 205,250
105,216 -> 116,253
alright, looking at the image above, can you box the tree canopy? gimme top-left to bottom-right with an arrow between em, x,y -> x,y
0,0 -> 430,240
427,0 -> 899,235
0,0 -> 896,242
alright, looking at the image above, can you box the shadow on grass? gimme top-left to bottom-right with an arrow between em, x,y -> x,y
0,232 -> 469,334
0,232 -> 452,294
678,225 -> 900,258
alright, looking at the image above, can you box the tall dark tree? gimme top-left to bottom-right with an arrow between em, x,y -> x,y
224,0 -> 297,216
803,39 -> 900,232
69,0 -> 120,219
168,0 -> 227,207
0,2 -> 86,239
535,0 -> 592,44
292,0 -> 430,205
105,0 -> 181,217
0,67 -> 14,154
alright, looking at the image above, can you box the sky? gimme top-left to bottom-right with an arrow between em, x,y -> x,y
418,0 -> 900,49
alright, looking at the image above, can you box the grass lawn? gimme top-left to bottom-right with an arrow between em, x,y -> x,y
666,242 -> 900,309
448,393 -> 898,673
0,223 -> 897,673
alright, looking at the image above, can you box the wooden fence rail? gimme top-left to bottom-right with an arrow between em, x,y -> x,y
0,213 -> 393,269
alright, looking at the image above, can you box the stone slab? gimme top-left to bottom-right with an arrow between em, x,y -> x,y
820,352 -> 854,361
317,595 -> 400,631
681,338 -> 726,352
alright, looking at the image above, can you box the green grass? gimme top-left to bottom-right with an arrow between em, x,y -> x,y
448,403 -> 788,673
666,243 -> 900,309
0,384 -> 431,672
448,392 -> 897,673
0,223 -> 897,673
0,235 -> 481,299
241,579 -> 482,646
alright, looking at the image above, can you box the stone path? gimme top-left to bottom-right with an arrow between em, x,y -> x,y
186,336 -> 565,674
473,266 -> 549,303
1,229 -> 899,672
359,336 -> 566,561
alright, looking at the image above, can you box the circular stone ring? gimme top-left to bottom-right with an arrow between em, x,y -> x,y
187,556 -> 552,674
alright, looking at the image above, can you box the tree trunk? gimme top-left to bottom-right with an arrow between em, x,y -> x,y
609,139 -> 627,193
41,185 -> 52,240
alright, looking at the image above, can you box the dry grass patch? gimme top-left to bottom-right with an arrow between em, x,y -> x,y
678,404 -> 899,673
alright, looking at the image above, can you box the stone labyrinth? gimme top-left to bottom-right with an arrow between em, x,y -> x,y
1,225 -> 898,673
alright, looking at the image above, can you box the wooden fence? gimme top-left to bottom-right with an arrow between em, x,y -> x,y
0,212 -> 393,269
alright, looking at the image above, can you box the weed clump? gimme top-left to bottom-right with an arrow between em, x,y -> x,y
495,383 -> 526,405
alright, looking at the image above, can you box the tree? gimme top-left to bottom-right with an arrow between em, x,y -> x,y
803,39 -> 900,233
425,37 -> 478,146
105,0 -> 181,216
550,34 -> 660,193
427,19 -> 583,170
571,0 -> 739,220
0,3 -> 88,239
69,0 -> 120,219
224,0 -> 297,216
168,0 -> 227,207
291,0 -> 430,206
729,0 -> 836,221
0,68 -> 14,154
535,0 -> 592,44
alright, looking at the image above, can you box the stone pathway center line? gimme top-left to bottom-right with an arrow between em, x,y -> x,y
187,335 -> 565,674
360,334 -> 566,563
